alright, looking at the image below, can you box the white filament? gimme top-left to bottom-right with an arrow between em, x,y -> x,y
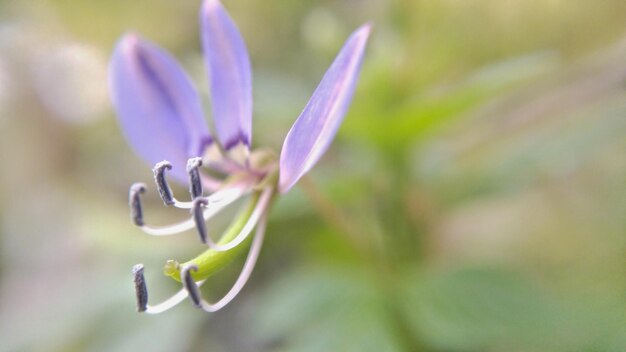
204,187 -> 273,252
140,187 -> 246,236
172,199 -> 193,209
144,280 -> 206,314
185,214 -> 267,312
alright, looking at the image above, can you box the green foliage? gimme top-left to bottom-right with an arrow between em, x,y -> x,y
250,266 -> 403,352
345,52 -> 559,154
1,0 -> 625,351
403,267 -> 558,351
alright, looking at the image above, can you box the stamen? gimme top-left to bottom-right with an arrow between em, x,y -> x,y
144,282 -> 204,314
129,183 -> 146,226
139,187 -> 246,236
152,161 -> 199,208
187,157 -> 203,199
132,264 -> 148,312
181,265 -> 203,308
153,161 -> 174,206
180,215 -> 268,312
206,187 -> 273,252
132,264 -> 206,314
192,198 -> 209,244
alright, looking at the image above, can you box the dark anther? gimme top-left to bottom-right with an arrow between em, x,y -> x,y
129,183 -> 147,226
186,157 -> 203,199
192,198 -> 209,244
132,264 -> 148,312
153,161 -> 175,206
182,265 -> 202,308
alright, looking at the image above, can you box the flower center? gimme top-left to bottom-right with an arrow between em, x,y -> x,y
129,148 -> 279,313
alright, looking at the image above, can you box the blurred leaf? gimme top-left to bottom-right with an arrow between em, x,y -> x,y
414,59 -> 626,205
344,51 -> 558,154
248,266 -> 403,352
402,267 -> 560,351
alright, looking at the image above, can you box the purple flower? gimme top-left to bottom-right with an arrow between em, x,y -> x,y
110,0 -> 370,314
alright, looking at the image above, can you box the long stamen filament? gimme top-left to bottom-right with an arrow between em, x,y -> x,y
132,264 -> 207,314
201,186 -> 273,252
144,283 -> 204,314
153,160 -> 225,208
132,212 -> 268,314
128,154 -> 278,314
192,198 -> 209,244
138,187 -> 246,236
164,190 -> 262,282
181,215 -> 267,312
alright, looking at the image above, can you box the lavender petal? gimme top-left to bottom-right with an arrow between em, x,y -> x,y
109,34 -> 212,182
278,24 -> 371,193
201,0 -> 253,151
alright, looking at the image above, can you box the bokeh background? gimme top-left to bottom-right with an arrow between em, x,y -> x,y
0,0 -> 625,351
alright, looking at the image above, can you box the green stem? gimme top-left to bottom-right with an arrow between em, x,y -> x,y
163,191 -> 261,282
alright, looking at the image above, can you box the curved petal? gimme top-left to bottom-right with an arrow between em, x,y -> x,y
109,34 -> 212,182
278,24 -> 371,193
201,0 -> 253,152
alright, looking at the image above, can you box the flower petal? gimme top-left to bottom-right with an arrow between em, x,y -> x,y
109,34 -> 212,182
201,0 -> 253,151
278,24 -> 371,193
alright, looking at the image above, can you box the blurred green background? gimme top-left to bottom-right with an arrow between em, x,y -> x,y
0,0 -> 624,351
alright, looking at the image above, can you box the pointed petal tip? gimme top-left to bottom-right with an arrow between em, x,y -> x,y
202,0 -> 222,11
202,0 -> 227,19
349,23 -> 373,50
117,32 -> 143,53
115,33 -> 153,66
357,22 -> 373,38
278,23 -> 372,194
121,32 -> 140,44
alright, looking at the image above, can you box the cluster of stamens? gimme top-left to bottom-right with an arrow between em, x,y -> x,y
130,153 -> 276,314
